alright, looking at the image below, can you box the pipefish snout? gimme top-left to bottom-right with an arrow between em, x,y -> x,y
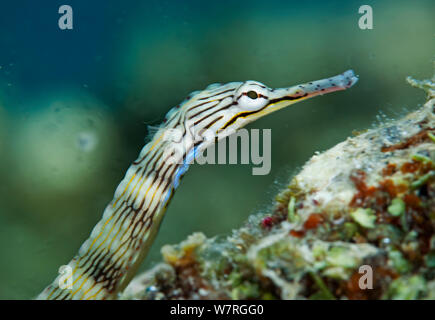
37,70 -> 358,300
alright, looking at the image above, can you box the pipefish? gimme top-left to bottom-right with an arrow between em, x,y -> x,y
38,70 -> 358,300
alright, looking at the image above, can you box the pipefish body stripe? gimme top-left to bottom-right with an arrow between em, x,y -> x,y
38,70 -> 358,300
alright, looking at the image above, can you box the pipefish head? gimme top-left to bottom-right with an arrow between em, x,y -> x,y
221,69 -> 358,132
166,70 -> 358,146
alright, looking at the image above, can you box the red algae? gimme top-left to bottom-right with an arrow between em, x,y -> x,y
382,163 -> 397,176
381,129 -> 435,152
304,213 -> 325,230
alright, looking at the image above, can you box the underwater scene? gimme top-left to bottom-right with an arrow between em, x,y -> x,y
0,0 -> 434,301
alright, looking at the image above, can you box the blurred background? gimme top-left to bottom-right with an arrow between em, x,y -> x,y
0,0 -> 433,299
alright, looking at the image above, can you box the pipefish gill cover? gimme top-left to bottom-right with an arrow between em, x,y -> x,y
0,0 -> 434,305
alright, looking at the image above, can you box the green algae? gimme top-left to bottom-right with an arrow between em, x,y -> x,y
351,208 -> 376,229
388,198 -> 406,217
385,275 -> 426,300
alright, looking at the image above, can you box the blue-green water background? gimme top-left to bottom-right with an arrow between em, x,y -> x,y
0,0 -> 433,299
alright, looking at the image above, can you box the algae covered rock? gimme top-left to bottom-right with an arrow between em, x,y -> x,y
121,75 -> 435,300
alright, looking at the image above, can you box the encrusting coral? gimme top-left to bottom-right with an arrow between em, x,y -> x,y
121,73 -> 435,300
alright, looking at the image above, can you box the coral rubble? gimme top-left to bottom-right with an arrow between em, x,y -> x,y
121,75 -> 435,300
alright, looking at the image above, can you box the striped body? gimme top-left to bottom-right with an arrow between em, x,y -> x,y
38,70 -> 358,299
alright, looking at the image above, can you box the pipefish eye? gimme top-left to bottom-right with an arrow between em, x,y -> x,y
246,91 -> 258,99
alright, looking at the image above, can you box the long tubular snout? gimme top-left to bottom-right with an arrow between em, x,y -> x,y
295,69 -> 359,97
266,70 -> 358,112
